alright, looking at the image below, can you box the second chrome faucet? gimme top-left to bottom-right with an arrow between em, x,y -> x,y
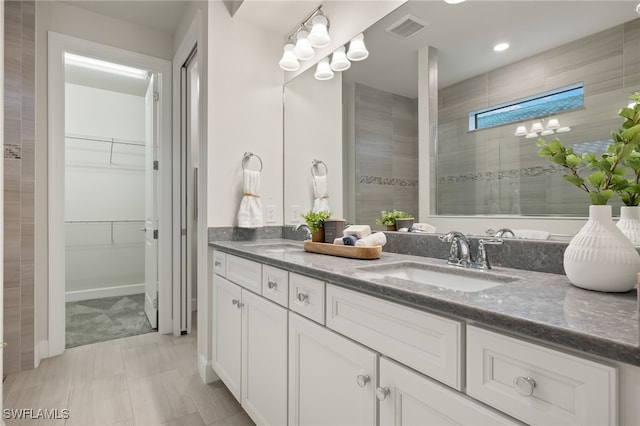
439,231 -> 503,270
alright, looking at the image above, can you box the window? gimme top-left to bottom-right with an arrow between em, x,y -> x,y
469,82 -> 584,131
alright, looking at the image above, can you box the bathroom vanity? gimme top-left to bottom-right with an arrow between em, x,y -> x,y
209,239 -> 640,426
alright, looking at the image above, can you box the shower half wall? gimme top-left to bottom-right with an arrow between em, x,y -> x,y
64,82 -> 145,302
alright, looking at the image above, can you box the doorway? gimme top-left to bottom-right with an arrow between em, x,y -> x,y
48,33 -> 173,357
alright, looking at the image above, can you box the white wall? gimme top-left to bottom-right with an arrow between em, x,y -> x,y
207,0 -> 285,227
64,83 -> 145,293
284,70 -> 343,224
35,0 -> 176,356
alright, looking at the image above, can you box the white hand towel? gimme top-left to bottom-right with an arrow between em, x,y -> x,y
333,237 -> 344,245
237,169 -> 264,228
355,232 -> 387,247
312,175 -> 331,212
513,229 -> 550,240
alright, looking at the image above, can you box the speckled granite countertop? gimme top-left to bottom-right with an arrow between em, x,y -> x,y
210,239 -> 640,366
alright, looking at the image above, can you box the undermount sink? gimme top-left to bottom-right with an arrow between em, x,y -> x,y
356,261 -> 518,292
243,242 -> 304,253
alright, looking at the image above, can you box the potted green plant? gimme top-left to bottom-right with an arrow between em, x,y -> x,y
536,92 -> 640,292
301,210 -> 332,242
375,209 -> 412,231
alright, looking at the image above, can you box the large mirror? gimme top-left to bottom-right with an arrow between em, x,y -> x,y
284,0 -> 640,236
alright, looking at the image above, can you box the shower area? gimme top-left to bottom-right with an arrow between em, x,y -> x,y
64,56 -> 153,348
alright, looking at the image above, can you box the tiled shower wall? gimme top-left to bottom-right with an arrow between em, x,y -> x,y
354,83 -> 419,226
4,0 -> 35,373
438,18 -> 640,217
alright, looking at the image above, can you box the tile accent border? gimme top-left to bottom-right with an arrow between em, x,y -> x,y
359,175 -> 418,187
4,144 -> 22,159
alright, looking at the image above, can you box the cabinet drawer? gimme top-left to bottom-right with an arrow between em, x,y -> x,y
289,273 -> 325,324
326,284 -> 462,390
213,250 -> 226,277
262,265 -> 289,307
226,254 -> 262,294
467,326 -> 617,426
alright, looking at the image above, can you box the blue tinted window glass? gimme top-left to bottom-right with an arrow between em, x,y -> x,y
469,83 -> 583,131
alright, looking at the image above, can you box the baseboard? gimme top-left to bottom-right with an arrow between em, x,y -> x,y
65,283 -> 145,302
199,354 -> 218,384
34,339 -> 49,368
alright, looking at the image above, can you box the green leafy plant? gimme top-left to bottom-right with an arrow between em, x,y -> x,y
301,210 -> 332,233
375,209 -> 412,226
537,92 -> 640,205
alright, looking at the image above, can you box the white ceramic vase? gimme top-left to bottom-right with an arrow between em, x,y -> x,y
564,205 -> 640,292
616,205 -> 640,246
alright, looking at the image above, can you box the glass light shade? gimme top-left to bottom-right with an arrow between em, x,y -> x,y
279,44 -> 300,71
525,132 -> 539,139
445,0 -> 466,4
546,118 -> 560,129
347,33 -> 369,61
314,58 -> 334,80
293,31 -> 314,61
540,129 -> 555,136
557,126 -> 571,133
530,122 -> 544,133
330,47 -> 351,72
514,125 -> 528,136
308,15 -> 330,48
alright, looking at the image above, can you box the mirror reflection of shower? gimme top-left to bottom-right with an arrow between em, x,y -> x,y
63,53 -> 157,348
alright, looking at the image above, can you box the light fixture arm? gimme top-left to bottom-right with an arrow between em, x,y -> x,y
284,6 -> 330,43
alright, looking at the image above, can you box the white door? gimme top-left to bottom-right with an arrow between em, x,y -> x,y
288,312 -> 377,426
144,73 -> 159,329
241,290 -> 288,426
378,358 -> 517,426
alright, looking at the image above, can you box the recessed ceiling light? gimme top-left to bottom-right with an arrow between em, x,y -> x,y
493,42 -> 510,52
444,0 -> 466,4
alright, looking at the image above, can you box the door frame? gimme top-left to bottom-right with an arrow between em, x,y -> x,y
47,32 -> 173,357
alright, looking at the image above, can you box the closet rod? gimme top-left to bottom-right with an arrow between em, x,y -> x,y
65,220 -> 144,224
65,133 -> 145,147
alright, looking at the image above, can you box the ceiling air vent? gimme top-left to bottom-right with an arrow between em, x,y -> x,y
385,14 -> 429,39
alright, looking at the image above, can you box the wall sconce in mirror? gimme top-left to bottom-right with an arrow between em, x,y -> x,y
314,58 -> 334,81
515,117 -> 570,139
279,6 -> 330,71
314,33 -> 370,80
347,33 -> 369,61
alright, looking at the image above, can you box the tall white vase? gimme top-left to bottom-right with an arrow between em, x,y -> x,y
564,205 -> 640,292
616,205 -> 640,246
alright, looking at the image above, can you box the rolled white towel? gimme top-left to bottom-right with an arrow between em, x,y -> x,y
513,229 -> 550,240
355,232 -> 387,247
343,225 -> 372,239
333,237 -> 344,245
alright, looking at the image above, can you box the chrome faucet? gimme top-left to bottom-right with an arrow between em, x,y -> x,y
293,223 -> 311,240
476,238 -> 504,270
488,228 -> 515,238
439,231 -> 472,267
440,231 -> 504,270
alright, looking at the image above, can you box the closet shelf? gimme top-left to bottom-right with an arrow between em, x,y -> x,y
65,133 -> 145,166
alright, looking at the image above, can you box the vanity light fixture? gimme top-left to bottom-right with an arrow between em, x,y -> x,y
444,0 -> 466,4
278,42 -> 300,72
515,117 -> 570,138
314,58 -> 334,80
64,52 -> 148,79
330,46 -> 351,72
347,33 -> 369,61
279,6 -> 330,71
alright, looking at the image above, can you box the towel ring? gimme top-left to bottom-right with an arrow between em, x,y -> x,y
311,159 -> 328,177
242,152 -> 263,172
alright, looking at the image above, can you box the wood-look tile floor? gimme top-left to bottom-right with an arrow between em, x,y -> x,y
3,320 -> 255,426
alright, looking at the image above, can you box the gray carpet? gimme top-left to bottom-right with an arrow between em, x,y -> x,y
66,293 -> 154,348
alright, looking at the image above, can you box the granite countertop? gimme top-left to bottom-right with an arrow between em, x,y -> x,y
210,239 -> 640,366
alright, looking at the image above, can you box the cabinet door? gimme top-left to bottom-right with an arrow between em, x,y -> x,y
378,358 -> 519,426
289,312 -> 377,426
242,290 -> 288,426
212,275 -> 242,401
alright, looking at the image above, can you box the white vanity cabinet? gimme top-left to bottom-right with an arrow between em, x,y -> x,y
377,357 -> 520,426
212,254 -> 288,426
288,312 -> 377,426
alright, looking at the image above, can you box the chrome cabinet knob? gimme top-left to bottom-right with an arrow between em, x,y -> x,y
375,386 -> 390,401
356,375 -> 370,388
214,260 -> 222,267
231,298 -> 243,309
297,292 -> 309,303
267,279 -> 278,290
513,376 -> 536,397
